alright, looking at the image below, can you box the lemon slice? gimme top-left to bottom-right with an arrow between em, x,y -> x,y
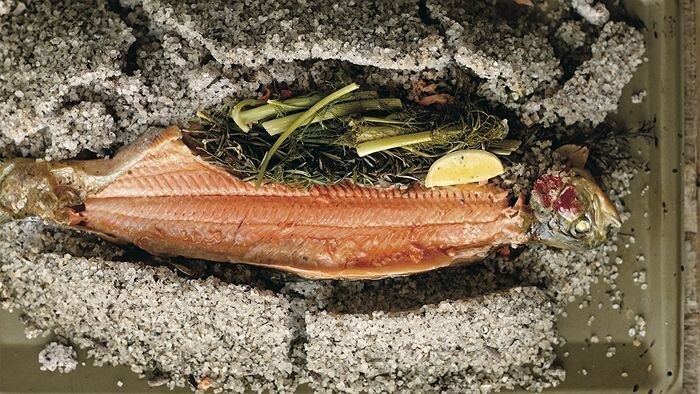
424,149 -> 505,187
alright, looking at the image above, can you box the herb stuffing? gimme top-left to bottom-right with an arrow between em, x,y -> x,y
188,84 -> 517,188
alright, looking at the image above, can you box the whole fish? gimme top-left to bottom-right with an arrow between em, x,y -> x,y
0,126 -> 621,279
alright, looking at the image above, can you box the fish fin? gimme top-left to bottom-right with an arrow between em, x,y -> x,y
554,144 -> 589,169
251,249 -> 488,280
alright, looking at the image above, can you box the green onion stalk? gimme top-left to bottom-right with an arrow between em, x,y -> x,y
230,91 -> 380,133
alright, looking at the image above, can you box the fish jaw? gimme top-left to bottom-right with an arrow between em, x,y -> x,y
67,126 -> 530,279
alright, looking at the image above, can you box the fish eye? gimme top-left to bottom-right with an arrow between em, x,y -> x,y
570,217 -> 592,238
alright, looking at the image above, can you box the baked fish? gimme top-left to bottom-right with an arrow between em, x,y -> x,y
0,127 -> 621,279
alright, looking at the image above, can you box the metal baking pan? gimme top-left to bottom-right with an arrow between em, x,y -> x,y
0,0 -> 685,392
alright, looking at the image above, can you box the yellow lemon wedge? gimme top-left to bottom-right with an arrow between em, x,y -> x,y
424,149 -> 505,187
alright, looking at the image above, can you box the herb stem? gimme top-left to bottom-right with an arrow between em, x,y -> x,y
256,83 -> 360,186
355,116 -> 408,125
232,91 -> 381,133
263,98 -> 402,135
355,131 -> 433,157
230,99 -> 265,132
336,91 -> 380,102
196,111 -> 216,124
353,124 -> 406,143
241,93 -> 325,124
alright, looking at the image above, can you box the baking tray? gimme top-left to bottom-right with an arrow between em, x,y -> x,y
0,0 -> 685,392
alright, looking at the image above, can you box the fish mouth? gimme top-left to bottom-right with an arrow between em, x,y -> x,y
563,176 -> 622,249
596,192 -> 622,230
575,175 -> 622,231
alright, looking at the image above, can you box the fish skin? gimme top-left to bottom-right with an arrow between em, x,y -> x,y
73,127 -> 529,279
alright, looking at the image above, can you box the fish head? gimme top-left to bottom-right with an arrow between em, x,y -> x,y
529,169 -> 621,249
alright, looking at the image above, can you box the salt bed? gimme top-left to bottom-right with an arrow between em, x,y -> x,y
0,0 -> 646,392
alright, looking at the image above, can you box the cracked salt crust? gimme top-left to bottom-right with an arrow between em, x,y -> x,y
569,0 -> 610,26
520,22 -> 645,127
428,0 -> 562,108
0,0 -> 133,159
305,287 -> 564,393
0,234 -> 297,393
135,0 -> 450,71
556,21 -> 588,49
0,0 -> 646,159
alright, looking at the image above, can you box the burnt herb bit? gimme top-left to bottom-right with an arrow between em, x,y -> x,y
191,89 -> 513,188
